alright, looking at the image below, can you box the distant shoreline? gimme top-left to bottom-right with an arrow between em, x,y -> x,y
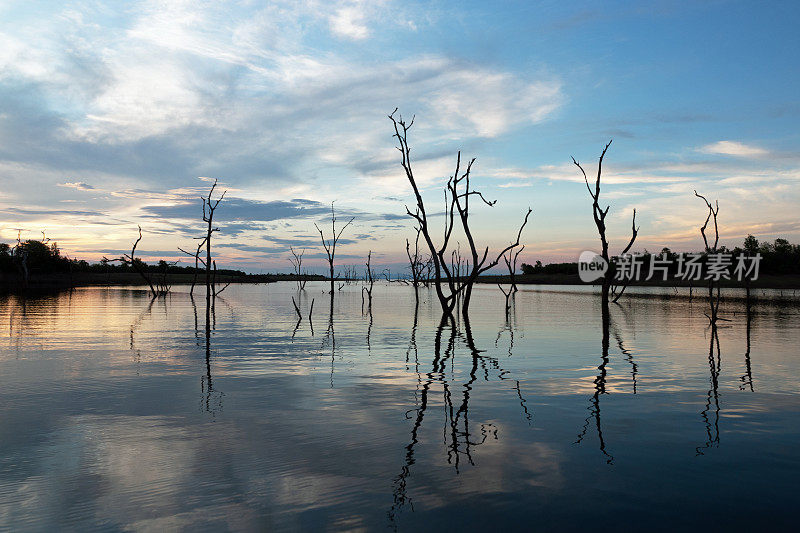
0,272 -> 321,291
475,273 -> 800,290
3,271 -> 800,292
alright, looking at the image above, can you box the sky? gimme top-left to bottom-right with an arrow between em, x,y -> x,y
1,0 -> 799,274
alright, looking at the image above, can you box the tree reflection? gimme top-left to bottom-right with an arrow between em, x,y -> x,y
322,292 -> 336,388
129,295 -> 156,371
740,301 -> 754,392
696,325 -> 721,455
612,325 -> 638,394
575,299 -> 614,464
389,309 -> 531,525
194,291 -> 223,415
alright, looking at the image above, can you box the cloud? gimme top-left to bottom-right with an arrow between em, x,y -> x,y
498,181 -> 533,188
329,6 -> 371,40
428,71 -> 562,138
0,207 -> 105,217
58,181 -> 95,190
699,141 -> 769,158
216,243 -> 284,255
141,198 -> 332,222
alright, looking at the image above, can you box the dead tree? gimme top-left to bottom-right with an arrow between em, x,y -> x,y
157,259 -> 178,295
314,202 -> 354,294
289,246 -> 308,291
405,218 -> 427,291
505,244 -> 524,293
178,236 -> 208,296
105,226 -> 159,297
201,180 -> 226,305
362,251 -> 376,310
340,264 -> 358,283
291,296 -> 302,318
389,109 -> 531,316
212,260 -> 231,296
498,245 -> 524,317
695,190 -> 722,324
11,231 -> 29,289
572,141 -> 638,304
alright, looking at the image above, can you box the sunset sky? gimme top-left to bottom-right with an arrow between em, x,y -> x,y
1,0 -> 798,273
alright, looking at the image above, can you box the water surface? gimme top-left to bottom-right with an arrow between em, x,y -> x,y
1,282 -> 798,531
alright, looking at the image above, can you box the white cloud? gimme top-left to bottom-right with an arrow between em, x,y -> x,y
329,6 -> 370,40
699,140 -> 768,158
58,181 -> 95,190
429,71 -> 562,138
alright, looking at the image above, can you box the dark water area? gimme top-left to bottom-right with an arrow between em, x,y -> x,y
1,282 -> 798,531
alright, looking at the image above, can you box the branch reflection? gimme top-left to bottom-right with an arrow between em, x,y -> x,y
696,325 -> 721,455
575,300 -> 614,464
389,308 -> 532,525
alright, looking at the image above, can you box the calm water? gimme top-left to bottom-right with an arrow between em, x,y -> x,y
1,282 -> 798,531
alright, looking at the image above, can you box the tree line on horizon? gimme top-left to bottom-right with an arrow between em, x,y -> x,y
2,234 -> 798,283
1,111 -> 799,318
519,236 -> 800,277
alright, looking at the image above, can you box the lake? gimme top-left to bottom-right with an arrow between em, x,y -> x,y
1,282 -> 798,531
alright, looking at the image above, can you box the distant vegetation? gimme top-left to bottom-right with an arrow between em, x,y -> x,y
0,238 -> 318,290
0,240 -> 248,277
2,234 -> 796,291
520,236 -> 800,278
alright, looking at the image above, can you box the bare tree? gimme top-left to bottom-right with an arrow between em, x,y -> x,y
314,202 -> 354,294
201,180 -> 226,305
289,246 -> 308,291
178,236 -> 208,296
156,259 -> 178,295
505,244 -> 524,293
212,260 -> 231,296
572,140 -> 638,304
498,245 -> 524,317
695,190 -> 722,324
340,264 -> 358,283
11,231 -> 29,289
389,109 -> 531,316
362,251 -> 376,310
405,221 -> 432,298
104,226 -> 159,297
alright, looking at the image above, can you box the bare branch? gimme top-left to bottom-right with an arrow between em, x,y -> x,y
619,209 -> 639,256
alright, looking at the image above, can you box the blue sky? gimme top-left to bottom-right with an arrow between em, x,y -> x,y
1,0 -> 798,273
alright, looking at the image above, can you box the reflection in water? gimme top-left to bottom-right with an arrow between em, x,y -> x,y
697,325 -> 721,455
390,309 -> 532,525
575,301 -> 614,464
514,379 -> 533,424
741,305 -> 754,392
365,300 -> 373,356
129,296 -> 156,368
323,292 -> 336,388
494,295 -> 517,358
613,327 -> 638,395
2,284 -> 799,530
189,291 -> 224,415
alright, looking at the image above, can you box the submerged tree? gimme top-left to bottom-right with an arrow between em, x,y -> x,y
105,226 -> 161,297
695,190 -> 722,324
314,202 -> 354,294
289,246 -> 308,291
572,140 -> 639,304
389,109 -> 531,316
498,245 -> 524,318
362,250 -> 376,310
201,180 -> 226,305
178,236 -> 208,296
405,220 -> 432,297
